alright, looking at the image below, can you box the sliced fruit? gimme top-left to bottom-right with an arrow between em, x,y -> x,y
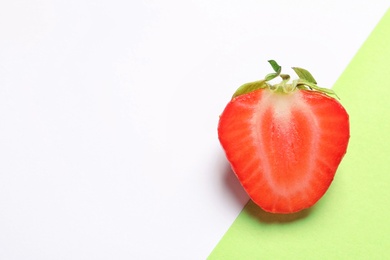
218,61 -> 349,213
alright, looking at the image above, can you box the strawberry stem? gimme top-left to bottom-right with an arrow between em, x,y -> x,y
231,60 -> 340,99
264,61 -> 340,99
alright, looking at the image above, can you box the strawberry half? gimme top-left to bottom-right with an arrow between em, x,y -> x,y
218,60 -> 350,214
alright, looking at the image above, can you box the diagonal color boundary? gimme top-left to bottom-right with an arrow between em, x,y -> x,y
209,8 -> 390,260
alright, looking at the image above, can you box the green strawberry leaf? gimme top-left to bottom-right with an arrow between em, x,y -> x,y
293,79 -> 340,99
268,60 -> 281,73
231,60 -> 339,100
264,60 -> 282,81
232,80 -> 267,99
292,67 -> 317,84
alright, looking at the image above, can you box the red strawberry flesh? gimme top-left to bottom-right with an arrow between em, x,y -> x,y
218,88 -> 349,213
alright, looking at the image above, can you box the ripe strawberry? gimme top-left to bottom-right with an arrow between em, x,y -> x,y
218,60 -> 350,214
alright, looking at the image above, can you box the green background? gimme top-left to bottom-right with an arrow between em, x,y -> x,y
209,8 -> 390,260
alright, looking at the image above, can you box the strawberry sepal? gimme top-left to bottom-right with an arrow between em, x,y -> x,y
232,60 -> 340,100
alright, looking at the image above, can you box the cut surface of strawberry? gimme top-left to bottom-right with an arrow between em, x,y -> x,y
218,61 -> 350,214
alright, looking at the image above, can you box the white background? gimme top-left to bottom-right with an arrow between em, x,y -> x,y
0,1 -> 388,259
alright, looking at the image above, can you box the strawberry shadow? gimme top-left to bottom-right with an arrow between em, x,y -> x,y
222,162 -> 249,207
222,161 -> 313,223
